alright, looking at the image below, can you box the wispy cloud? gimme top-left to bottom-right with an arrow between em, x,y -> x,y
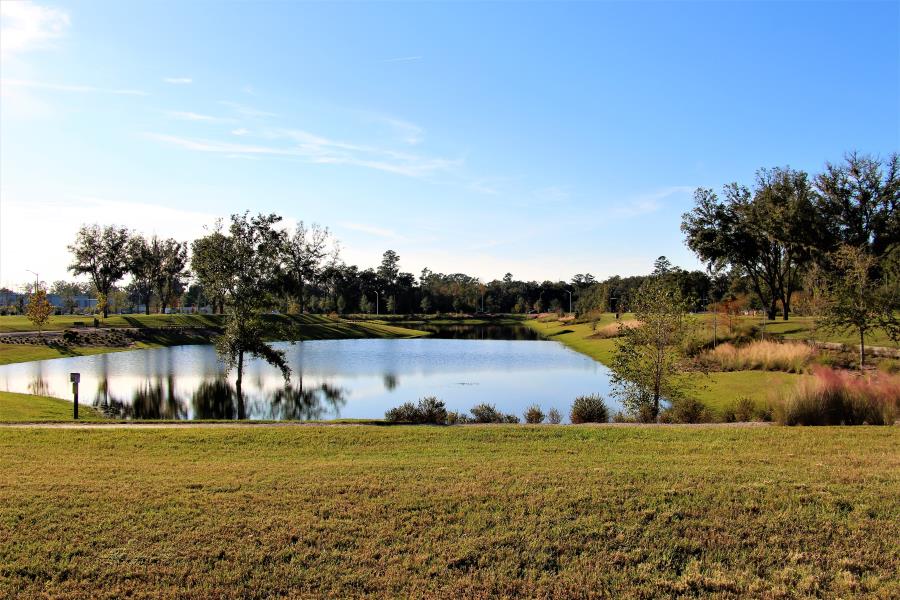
231,128 -> 249,136
166,110 -> 233,123
612,186 -> 694,217
338,222 -> 401,239
0,1 -> 69,61
379,116 -> 424,145
380,55 -> 422,63
145,128 -> 461,178
1,78 -> 147,96
163,77 -> 192,84
219,100 -> 277,118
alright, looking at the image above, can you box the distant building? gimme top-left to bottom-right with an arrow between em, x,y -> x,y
0,290 -> 97,311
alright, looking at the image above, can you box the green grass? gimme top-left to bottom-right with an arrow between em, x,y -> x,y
0,391 -> 104,421
524,317 -> 804,413
0,342 -> 158,365
0,425 -> 897,597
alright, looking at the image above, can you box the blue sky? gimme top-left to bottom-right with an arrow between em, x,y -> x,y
1,0 -> 898,288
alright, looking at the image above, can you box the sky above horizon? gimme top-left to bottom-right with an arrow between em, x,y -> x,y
1,0 -> 898,290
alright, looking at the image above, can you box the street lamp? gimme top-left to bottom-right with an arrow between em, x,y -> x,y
565,290 -> 573,314
26,269 -> 39,290
375,291 -> 380,316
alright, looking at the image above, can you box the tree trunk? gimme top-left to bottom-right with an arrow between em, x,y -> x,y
782,299 -> 790,321
859,329 -> 866,369
144,292 -> 151,315
236,350 -> 245,419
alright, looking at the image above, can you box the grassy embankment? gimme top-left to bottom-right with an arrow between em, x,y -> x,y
0,314 -> 427,366
525,314 -> 807,414
1,425 -> 897,598
0,391 -> 104,422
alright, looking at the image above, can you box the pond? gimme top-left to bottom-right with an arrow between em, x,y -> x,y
0,326 -> 621,421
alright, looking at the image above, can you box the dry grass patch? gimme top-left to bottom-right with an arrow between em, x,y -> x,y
589,319 -> 641,339
699,340 -> 815,373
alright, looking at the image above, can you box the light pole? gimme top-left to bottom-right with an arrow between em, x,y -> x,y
375,291 -> 380,316
26,269 -> 39,291
565,290 -> 573,314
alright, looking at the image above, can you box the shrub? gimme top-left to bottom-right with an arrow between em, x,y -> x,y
776,367 -> 899,426
612,411 -> 637,423
524,405 -> 545,424
722,397 -> 757,422
659,397 -> 713,423
546,407 -> 562,424
469,403 -> 519,424
699,340 -> 814,373
570,394 -> 609,424
384,396 -> 448,424
878,359 -> 900,375
446,410 -> 471,425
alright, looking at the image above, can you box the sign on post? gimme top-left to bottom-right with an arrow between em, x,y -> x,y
70,373 -> 80,420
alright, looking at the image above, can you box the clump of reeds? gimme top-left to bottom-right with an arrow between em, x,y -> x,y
589,319 -> 641,339
776,367 -> 900,426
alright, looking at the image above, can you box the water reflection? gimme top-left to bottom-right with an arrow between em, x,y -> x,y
0,326 -> 619,421
413,323 -> 542,340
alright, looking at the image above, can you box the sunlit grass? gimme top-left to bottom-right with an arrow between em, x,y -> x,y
1,425 -> 897,597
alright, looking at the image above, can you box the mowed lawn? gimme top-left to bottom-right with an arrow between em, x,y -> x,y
1,425 -> 897,598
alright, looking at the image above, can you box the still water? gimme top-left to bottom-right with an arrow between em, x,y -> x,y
0,327 -> 619,421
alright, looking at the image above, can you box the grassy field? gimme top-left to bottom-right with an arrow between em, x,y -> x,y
0,425 -> 897,598
0,391 -> 104,421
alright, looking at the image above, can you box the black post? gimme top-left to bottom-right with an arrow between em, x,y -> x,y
70,372 -> 80,420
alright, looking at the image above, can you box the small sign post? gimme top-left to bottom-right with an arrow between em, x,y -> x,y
70,373 -> 80,420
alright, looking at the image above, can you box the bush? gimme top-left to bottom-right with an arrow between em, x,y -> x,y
384,396 -> 448,424
524,405 -> 545,424
469,403 -> 519,424
446,410 -> 471,425
546,407 -> 562,424
659,397 -> 713,423
698,340 -> 814,373
569,394 -> 609,424
776,367 -> 899,426
722,397 -> 757,422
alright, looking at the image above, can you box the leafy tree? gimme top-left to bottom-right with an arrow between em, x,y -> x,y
385,295 -> 397,314
127,234 -> 161,314
682,168 -> 820,320
68,224 -> 131,317
154,238 -> 189,313
378,249 -> 400,286
214,213 -> 292,411
610,277 -> 694,421
359,294 -> 373,314
282,222 -> 334,312
815,152 -> 899,263
818,245 -> 899,368
26,286 -> 53,335
191,221 -> 231,314
50,280 -> 85,314
336,295 -> 347,314
420,295 -> 432,314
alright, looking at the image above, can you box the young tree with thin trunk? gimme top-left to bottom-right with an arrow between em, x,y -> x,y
68,224 -> 131,318
26,286 -> 54,336
610,277 -> 694,421
818,245 -> 899,369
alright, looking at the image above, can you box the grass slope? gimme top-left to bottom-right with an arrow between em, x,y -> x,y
525,318 -> 803,412
0,391 -> 103,421
0,425 -> 897,598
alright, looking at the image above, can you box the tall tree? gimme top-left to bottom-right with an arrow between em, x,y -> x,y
610,277 -> 693,421
815,152 -> 899,264
214,213 -> 291,415
154,239 -> 189,313
191,221 -> 231,314
281,222 -> 334,312
127,235 -> 160,315
682,167 -> 819,320
68,224 -> 131,318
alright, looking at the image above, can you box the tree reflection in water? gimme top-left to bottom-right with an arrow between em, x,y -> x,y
268,381 -> 347,420
192,379 -> 239,420
383,373 -> 399,391
97,376 -> 187,420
